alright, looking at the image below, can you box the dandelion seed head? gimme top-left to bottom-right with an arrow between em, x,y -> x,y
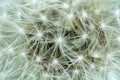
1,0 -> 119,80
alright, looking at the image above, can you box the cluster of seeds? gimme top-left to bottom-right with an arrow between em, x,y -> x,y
0,0 -> 120,80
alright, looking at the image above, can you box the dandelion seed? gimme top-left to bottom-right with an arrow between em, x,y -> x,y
81,33 -> 88,40
52,59 -> 59,65
43,73 -> 50,78
115,9 -> 119,17
62,3 -> 69,9
82,10 -> 88,19
40,15 -> 47,22
100,22 -> 107,30
8,48 -> 14,53
77,55 -> 84,61
95,9 -> 101,14
20,52 -> 26,57
100,67 -> 105,71
117,36 -> 120,42
18,28 -> 25,35
73,69 -> 79,75
16,11 -> 21,18
90,64 -> 95,69
36,31 -> 43,38
36,57 -> 41,62
67,13 -> 74,20
92,53 -> 100,58
107,52 -> 114,60
56,37 -> 63,44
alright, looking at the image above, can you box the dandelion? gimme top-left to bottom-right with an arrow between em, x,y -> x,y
0,0 -> 120,80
